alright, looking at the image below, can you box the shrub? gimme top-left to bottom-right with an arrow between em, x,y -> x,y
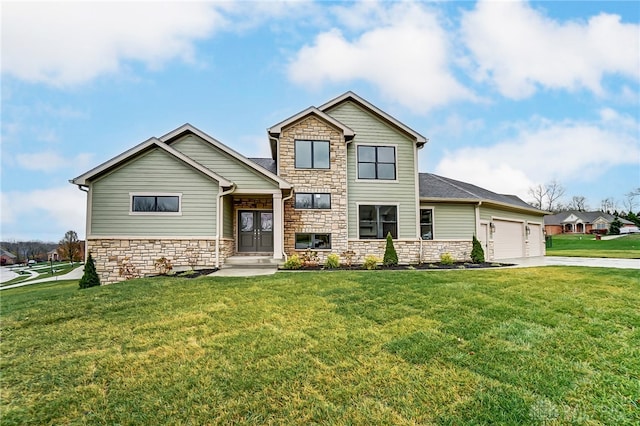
609,217 -> 623,235
440,252 -> 454,265
78,252 -> 100,289
383,232 -> 398,266
471,235 -> 485,263
324,253 -> 340,269
282,254 -> 302,270
363,254 -> 380,270
341,250 -> 356,267
118,257 -> 139,280
154,256 -> 173,275
301,249 -> 319,266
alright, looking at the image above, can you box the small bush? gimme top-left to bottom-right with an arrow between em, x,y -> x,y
118,257 -> 139,280
471,235 -> 485,263
363,254 -> 380,270
324,253 -> 340,269
383,232 -> 398,266
301,249 -> 319,266
440,252 -> 454,265
282,254 -> 302,270
154,256 -> 173,275
341,250 -> 356,267
78,252 -> 100,289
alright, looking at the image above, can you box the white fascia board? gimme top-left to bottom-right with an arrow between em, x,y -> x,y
267,107 -> 355,141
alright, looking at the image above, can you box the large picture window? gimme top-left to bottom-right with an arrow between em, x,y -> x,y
131,194 -> 180,214
420,208 -> 433,240
294,193 -> 331,209
358,205 -> 397,239
357,145 -> 396,180
295,140 -> 330,169
295,233 -> 331,249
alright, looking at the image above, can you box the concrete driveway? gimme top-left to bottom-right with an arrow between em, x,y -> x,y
502,256 -> 640,269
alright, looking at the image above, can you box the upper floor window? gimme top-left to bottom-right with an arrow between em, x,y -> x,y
295,140 -> 329,169
131,194 -> 181,214
359,205 -> 397,239
420,208 -> 433,240
295,193 -> 331,209
357,145 -> 396,180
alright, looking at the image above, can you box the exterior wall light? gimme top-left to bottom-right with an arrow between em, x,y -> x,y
489,222 -> 496,233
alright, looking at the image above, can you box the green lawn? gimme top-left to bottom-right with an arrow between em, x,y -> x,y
1,262 -> 81,287
546,234 -> 640,258
2,270 -> 639,425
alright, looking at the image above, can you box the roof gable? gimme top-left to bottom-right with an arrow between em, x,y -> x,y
163,124 -> 291,190
70,137 -> 232,187
319,91 -> 428,147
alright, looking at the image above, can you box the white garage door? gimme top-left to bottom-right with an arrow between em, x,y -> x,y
493,220 -> 524,259
528,223 -> 543,257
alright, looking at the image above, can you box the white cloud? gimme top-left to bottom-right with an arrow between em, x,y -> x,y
461,0 -> 640,98
288,2 -> 475,112
1,186 -> 87,241
2,2 -> 225,86
434,111 -> 640,199
15,151 -> 94,173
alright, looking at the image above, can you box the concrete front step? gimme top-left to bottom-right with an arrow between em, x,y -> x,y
224,255 -> 281,266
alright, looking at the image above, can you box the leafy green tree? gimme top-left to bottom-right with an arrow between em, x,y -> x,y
383,232 -> 398,266
609,217 -> 623,235
471,235 -> 485,263
79,252 -> 100,289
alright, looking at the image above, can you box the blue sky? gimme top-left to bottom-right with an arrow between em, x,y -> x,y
1,0 -> 639,242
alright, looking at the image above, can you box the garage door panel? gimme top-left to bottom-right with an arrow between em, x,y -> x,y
494,220 -> 524,259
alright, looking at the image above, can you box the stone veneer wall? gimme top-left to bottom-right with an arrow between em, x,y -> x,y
278,116 -> 348,260
346,239 -> 473,264
88,238 -> 232,284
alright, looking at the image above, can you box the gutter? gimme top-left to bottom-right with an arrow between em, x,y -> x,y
216,183 -> 237,268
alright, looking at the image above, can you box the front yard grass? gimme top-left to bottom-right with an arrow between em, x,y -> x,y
546,233 -> 640,258
2,269 -> 639,425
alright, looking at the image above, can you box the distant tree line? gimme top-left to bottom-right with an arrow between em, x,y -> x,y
528,182 -> 640,225
1,241 -> 58,263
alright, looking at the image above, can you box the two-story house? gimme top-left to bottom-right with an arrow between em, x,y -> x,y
71,92 -> 546,283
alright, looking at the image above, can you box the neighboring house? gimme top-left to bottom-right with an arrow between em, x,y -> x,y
48,250 -> 59,262
544,211 -> 635,235
71,91 -> 547,284
1,248 -> 17,266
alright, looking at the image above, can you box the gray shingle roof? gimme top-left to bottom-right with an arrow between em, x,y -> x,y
418,173 -> 541,212
248,158 -> 277,174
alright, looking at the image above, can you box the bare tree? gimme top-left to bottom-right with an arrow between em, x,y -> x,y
623,188 -> 640,213
528,180 -> 565,212
59,230 -> 81,263
568,196 -> 588,212
600,197 -> 616,214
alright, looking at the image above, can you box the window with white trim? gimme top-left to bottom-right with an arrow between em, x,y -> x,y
420,208 -> 433,240
295,140 -> 330,169
295,233 -> 331,249
357,145 -> 396,180
359,205 -> 397,239
131,194 -> 180,213
294,193 -> 331,209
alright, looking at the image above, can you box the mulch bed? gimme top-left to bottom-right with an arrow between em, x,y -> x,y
175,268 -> 219,278
279,262 -> 513,271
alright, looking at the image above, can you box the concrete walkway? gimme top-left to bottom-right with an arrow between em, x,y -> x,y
0,265 -> 84,291
501,256 -> 640,269
210,265 -> 279,277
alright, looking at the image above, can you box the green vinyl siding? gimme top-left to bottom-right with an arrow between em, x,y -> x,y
480,206 -> 544,224
91,149 -> 218,236
326,101 -> 418,239
428,203 -> 476,240
222,194 -> 234,238
171,135 -> 278,191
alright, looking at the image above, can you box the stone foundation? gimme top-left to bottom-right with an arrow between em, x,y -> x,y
88,238 -> 230,284
287,239 -> 474,265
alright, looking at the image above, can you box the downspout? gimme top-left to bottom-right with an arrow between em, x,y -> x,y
216,183 -> 237,268
281,189 -> 294,261
75,184 -> 89,262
